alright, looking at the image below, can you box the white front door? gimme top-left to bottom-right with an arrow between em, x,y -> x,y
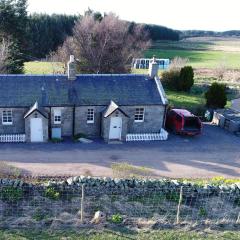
30,118 -> 43,142
109,117 -> 122,140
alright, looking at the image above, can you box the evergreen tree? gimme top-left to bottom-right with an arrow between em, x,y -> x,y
205,82 -> 227,108
26,14 -> 79,58
0,0 -> 27,73
179,66 -> 194,91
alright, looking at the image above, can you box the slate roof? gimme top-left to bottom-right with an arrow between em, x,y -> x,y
0,74 -> 164,107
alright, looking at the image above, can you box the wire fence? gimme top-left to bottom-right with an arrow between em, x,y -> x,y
0,184 -> 239,230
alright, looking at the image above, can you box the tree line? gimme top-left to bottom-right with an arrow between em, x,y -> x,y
27,14 -> 179,59
180,30 -> 240,39
0,0 -> 180,73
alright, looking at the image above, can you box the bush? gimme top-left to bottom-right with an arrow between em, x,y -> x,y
51,138 -> 63,143
111,214 -> 123,224
161,70 -> 180,90
179,66 -> 194,91
1,186 -> 23,202
45,187 -> 60,200
205,82 -> 227,108
162,66 -> 194,92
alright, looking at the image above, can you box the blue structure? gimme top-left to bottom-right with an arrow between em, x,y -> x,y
133,58 -> 170,70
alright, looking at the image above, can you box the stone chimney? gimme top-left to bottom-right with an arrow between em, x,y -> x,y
148,56 -> 159,78
67,55 -> 76,80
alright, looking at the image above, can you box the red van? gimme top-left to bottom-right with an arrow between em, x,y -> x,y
166,109 -> 202,136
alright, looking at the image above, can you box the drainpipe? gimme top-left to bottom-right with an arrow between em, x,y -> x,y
162,104 -> 168,129
72,105 -> 76,137
49,107 -> 52,139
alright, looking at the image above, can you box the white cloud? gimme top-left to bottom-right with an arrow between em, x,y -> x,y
28,0 -> 240,31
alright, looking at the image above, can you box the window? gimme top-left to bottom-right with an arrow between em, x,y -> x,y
134,108 -> 144,122
2,110 -> 13,125
54,108 -> 61,124
87,108 -> 94,123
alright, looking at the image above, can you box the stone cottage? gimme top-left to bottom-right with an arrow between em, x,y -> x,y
0,56 -> 168,142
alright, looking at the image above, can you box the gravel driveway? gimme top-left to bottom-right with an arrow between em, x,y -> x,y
0,123 -> 240,179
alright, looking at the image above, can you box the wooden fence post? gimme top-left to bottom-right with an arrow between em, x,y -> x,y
81,183 -> 85,223
176,186 -> 183,224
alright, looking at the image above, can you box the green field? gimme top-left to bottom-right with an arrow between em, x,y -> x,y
145,37 -> 240,69
1,230 -> 239,240
24,37 -> 240,74
24,61 -> 64,74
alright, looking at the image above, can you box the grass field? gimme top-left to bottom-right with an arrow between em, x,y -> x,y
145,37 -> 240,69
24,61 -> 64,74
1,230 -> 239,240
24,37 -> 240,74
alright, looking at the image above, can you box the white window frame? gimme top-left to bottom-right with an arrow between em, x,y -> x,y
134,107 -> 145,123
53,108 -> 62,124
2,109 -> 13,125
87,108 -> 94,124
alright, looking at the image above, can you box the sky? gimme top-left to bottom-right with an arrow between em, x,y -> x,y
28,0 -> 240,31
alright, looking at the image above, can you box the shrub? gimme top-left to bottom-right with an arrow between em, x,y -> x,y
161,70 -> 180,90
205,82 -> 227,108
45,187 -> 60,200
162,66 -> 194,92
179,66 -> 194,91
111,214 -> 123,224
1,186 -> 23,202
51,138 -> 63,143
198,207 -> 207,217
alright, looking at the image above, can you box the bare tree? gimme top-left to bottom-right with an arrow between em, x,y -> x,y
215,59 -> 227,81
169,56 -> 189,71
0,38 -> 10,73
55,13 -> 150,73
48,52 -> 66,74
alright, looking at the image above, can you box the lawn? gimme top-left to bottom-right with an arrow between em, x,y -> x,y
166,89 -> 205,109
145,37 -> 240,69
24,61 -> 64,74
1,230 -> 239,240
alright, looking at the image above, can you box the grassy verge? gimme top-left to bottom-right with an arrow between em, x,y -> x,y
0,162 -> 23,178
111,162 -> 154,178
0,229 -> 239,240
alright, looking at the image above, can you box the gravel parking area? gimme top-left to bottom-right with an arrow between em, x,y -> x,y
0,123 -> 239,178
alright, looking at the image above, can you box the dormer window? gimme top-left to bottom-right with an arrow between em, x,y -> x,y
54,108 -> 61,124
2,110 -> 13,125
